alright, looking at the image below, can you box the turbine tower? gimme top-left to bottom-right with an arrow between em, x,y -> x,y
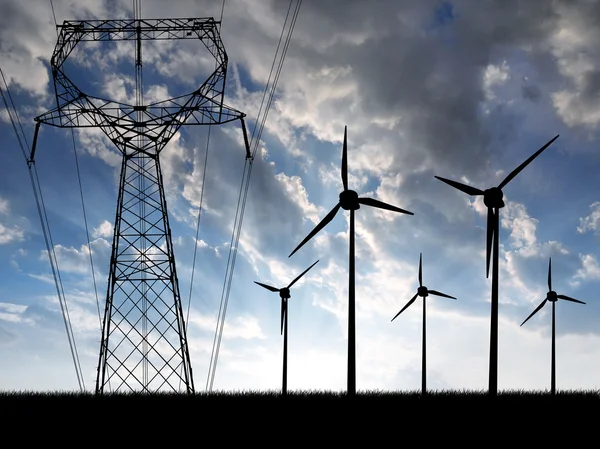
288,126 -> 413,396
391,253 -> 456,395
434,134 -> 558,396
254,260 -> 319,396
520,257 -> 585,395
30,15 -> 250,394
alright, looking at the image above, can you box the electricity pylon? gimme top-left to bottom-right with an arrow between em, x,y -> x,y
31,17 -> 250,394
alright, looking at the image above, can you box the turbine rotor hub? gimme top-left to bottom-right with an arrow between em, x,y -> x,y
483,187 -> 505,209
547,290 -> 557,302
417,286 -> 429,297
339,190 -> 360,211
280,288 -> 291,299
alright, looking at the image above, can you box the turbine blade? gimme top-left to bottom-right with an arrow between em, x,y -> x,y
419,253 -> 422,288
391,293 -> 419,322
342,126 -> 348,191
434,176 -> 484,196
289,203 -> 341,258
520,299 -> 547,327
357,197 -> 414,215
556,294 -> 586,305
428,289 -> 457,299
287,260 -> 320,288
254,281 -> 280,293
498,135 -> 559,190
548,257 -> 552,292
486,207 -> 495,279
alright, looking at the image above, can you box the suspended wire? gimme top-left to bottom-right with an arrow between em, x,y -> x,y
206,0 -> 302,392
207,0 -> 301,392
181,0 -> 225,391
0,70 -> 29,161
70,130 -> 103,330
247,1 -> 294,152
1,65 -> 85,391
49,0 -> 58,34
180,124 -> 211,391
219,0 -> 226,32
47,0 -> 86,391
49,0 -> 102,334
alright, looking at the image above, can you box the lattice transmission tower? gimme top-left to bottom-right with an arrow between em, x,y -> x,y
31,16 -> 250,394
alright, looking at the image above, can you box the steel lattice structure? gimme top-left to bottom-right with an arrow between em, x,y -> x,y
32,17 -> 250,394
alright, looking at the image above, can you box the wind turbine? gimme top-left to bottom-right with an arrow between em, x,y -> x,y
391,253 -> 456,395
288,126 -> 414,396
520,257 -> 585,395
434,134 -> 559,396
254,259 -> 319,396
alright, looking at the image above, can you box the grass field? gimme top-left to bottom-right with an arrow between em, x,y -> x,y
2,389 -> 597,441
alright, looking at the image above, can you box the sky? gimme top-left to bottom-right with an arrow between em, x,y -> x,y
1,0 -> 600,393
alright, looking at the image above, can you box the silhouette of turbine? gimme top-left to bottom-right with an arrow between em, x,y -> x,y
434,134 -> 558,396
288,126 -> 413,396
391,253 -> 456,395
520,257 -> 585,395
254,260 -> 319,396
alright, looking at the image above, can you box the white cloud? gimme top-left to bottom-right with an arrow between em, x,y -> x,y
93,220 -> 113,239
570,253 -> 600,286
0,222 -> 25,245
274,173 -> 322,225
577,202 -> 600,235
0,197 -> 25,245
0,302 -> 34,324
501,201 -> 538,253
483,60 -> 511,100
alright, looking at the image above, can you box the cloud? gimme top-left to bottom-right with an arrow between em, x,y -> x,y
0,302 -> 34,325
0,196 -> 25,245
577,202 -> 600,235
484,60 -> 511,100
92,220 -> 113,239
0,222 -> 25,245
501,201 -> 538,254
570,253 -> 600,287
188,311 -> 267,341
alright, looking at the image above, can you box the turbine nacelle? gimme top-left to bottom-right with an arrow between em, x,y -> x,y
417,286 -> 429,297
339,190 -> 360,210
279,288 -> 291,299
483,187 -> 505,209
547,290 -> 558,302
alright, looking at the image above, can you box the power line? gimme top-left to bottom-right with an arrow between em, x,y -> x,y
70,130 -> 102,331
206,0 -> 302,392
1,65 -> 85,391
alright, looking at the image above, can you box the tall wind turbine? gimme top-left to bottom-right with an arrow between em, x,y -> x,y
434,134 -> 559,396
520,257 -> 585,395
391,253 -> 456,395
288,126 -> 414,396
254,260 -> 319,396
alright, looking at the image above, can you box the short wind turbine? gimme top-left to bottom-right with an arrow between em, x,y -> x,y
254,260 -> 319,396
520,257 -> 585,395
391,253 -> 456,395
434,134 -> 559,396
288,126 -> 413,396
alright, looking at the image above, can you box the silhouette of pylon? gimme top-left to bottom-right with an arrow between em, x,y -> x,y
32,17 -> 250,394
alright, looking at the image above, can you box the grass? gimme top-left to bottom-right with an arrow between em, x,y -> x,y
2,389 -> 597,439
3,388 -> 600,401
